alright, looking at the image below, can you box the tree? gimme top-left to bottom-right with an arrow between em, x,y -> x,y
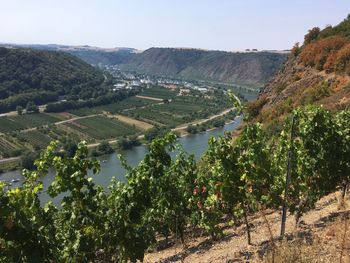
304,27 -> 320,45
16,105 -> 23,115
25,101 -> 39,113
20,151 -> 39,170
186,124 -> 198,134
97,141 -> 114,154
63,139 -> 78,157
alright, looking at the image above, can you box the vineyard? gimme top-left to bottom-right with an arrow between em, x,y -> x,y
0,87 -> 234,160
124,92 -> 232,127
125,108 -> 185,126
63,116 -> 140,140
16,131 -> 53,150
139,86 -> 178,99
68,96 -> 157,116
0,104 -> 349,262
0,113 -> 63,133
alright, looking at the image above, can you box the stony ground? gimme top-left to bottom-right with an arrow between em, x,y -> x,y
144,192 -> 350,263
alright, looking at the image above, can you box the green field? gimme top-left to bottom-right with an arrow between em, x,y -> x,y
152,100 -> 204,114
64,116 -> 139,140
139,86 -> 178,99
125,108 -> 185,127
17,130 -> 53,149
0,90 -> 232,160
0,113 -> 62,133
68,97 -> 157,116
0,137 -> 18,155
125,92 -> 232,127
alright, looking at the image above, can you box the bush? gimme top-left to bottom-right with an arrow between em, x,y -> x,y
335,43 -> 350,74
20,151 -> 39,170
300,36 -> 347,70
186,124 -> 198,134
97,141 -> 114,155
117,136 -> 140,150
304,27 -> 320,45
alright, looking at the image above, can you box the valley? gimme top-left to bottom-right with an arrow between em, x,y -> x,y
0,82 -> 240,172
1,7 -> 350,262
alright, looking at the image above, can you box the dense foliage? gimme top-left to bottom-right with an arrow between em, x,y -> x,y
0,47 -> 110,113
0,106 -> 349,262
44,90 -> 135,113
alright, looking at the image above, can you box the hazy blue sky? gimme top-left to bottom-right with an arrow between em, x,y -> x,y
1,0 -> 350,51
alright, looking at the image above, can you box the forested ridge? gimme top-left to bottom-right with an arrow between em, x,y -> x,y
0,47 -> 108,113
2,44 -> 288,87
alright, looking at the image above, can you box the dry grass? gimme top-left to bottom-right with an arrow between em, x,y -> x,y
111,114 -> 154,131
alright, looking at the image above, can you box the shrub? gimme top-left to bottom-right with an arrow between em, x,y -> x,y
300,36 -> 347,70
335,43 -> 350,74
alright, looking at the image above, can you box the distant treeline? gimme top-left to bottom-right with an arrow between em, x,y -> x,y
44,90 -> 137,112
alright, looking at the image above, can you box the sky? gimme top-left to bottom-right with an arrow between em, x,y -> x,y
1,0 -> 350,51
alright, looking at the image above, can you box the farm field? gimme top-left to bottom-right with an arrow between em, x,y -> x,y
113,114 -> 154,130
68,97 -> 157,116
125,108 -> 185,127
16,130 -> 53,150
62,116 -> 140,140
0,88 -> 233,160
124,91 -> 232,127
0,136 -> 20,156
0,113 -> 64,133
139,86 -> 178,99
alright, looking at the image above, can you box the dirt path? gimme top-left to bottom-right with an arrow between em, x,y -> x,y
54,114 -> 103,125
0,105 -> 46,117
135,95 -> 164,102
172,108 -> 233,133
15,113 -> 103,133
0,156 -> 20,164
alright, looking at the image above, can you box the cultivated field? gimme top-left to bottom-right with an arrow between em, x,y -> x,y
139,86 -> 178,99
62,116 -> 140,140
0,88 -> 233,160
112,114 -> 154,130
68,97 -> 157,116
0,113 -> 64,133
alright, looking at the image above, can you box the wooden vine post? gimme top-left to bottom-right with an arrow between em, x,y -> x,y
280,115 -> 296,238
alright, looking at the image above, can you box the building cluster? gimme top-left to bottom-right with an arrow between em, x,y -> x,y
104,65 -> 211,94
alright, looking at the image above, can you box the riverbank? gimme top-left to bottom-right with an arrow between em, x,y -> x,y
0,118 -> 242,185
0,107 -> 237,174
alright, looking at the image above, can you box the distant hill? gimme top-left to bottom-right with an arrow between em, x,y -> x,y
0,44 -> 137,66
119,48 -> 288,87
248,15 -> 350,130
0,47 -> 106,113
1,44 -> 288,87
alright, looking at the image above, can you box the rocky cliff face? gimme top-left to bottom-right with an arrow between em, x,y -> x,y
249,17 -> 350,129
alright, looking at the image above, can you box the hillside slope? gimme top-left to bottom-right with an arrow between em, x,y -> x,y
0,44 -> 137,66
120,48 -> 288,87
0,47 -> 106,113
1,44 -> 288,87
249,16 -> 350,127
